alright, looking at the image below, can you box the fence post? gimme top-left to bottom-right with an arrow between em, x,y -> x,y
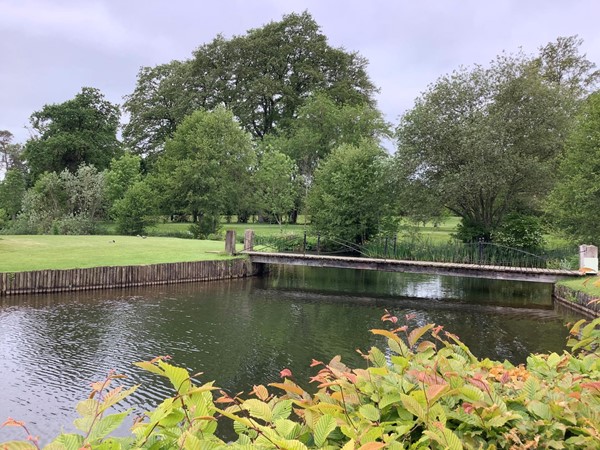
244,229 -> 254,251
317,233 -> 321,255
225,230 -> 236,255
303,231 -> 307,255
478,238 -> 484,264
579,245 -> 598,274
384,237 -> 388,259
393,236 -> 397,259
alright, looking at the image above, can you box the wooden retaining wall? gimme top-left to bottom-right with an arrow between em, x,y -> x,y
553,284 -> 600,318
0,258 -> 257,296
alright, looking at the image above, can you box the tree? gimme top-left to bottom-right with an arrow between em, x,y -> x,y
12,165 -> 106,234
545,91 -> 600,245
112,180 -> 157,235
105,153 -> 142,205
123,12 -> 377,156
307,140 -> 395,244
253,148 -> 298,226
24,87 -> 121,180
0,130 -> 25,173
153,107 -> 255,233
0,168 -> 26,220
395,51 -> 573,241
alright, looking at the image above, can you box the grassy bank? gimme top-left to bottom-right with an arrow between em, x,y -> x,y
0,235 -> 235,272
557,276 -> 600,298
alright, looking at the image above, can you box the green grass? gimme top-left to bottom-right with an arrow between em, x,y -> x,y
557,276 -> 600,298
0,235 -> 237,272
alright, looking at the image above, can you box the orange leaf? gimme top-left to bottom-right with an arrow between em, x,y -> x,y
358,443 -> 386,450
269,382 -> 305,396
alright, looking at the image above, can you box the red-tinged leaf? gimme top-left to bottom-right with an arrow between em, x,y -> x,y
417,340 -> 436,352
358,442 -> 386,450
370,328 -> 401,343
1,418 -> 25,427
310,359 -> 323,367
426,384 -> 449,403
405,313 -> 417,321
581,382 -> 600,391
280,368 -> 293,378
269,382 -> 305,396
215,396 -> 235,404
251,384 -> 269,401
468,377 -> 489,392
462,402 -> 474,414
408,324 -> 435,347
392,325 -> 408,333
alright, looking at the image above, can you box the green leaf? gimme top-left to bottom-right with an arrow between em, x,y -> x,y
379,392 -> 402,409
314,414 -> 337,447
359,404 -> 381,422
88,411 -> 130,442
275,419 -> 301,440
401,394 -> 427,422
370,347 -> 388,367
158,360 -> 192,394
527,400 -> 552,420
272,399 -> 293,420
0,442 -> 38,450
76,398 -> 100,417
49,433 -> 84,450
522,376 -> 540,400
242,398 -> 272,422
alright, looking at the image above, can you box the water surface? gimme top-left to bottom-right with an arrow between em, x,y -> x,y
0,266 -> 582,442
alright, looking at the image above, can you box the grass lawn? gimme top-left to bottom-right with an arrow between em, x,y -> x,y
557,276 -> 600,298
0,235 -> 237,272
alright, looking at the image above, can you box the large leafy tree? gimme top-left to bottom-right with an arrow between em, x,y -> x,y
307,140 -> 395,245
24,87 -> 121,180
152,107 -> 255,232
0,168 -> 26,220
395,50 -> 578,241
545,91 -> 600,245
123,12 -> 377,157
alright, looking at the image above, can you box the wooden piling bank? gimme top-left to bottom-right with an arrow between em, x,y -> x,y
0,258 -> 257,296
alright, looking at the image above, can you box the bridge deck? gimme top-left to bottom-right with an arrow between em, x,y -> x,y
243,251 -> 583,283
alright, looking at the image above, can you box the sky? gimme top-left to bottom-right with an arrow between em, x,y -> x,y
1,0 -> 600,146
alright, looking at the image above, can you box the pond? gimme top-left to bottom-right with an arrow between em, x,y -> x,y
0,265 -> 583,442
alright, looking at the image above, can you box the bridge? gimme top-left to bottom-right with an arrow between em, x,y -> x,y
242,251 -> 583,283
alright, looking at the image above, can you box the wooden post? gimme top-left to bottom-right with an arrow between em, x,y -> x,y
225,230 -> 236,255
579,245 -> 598,273
244,229 -> 255,251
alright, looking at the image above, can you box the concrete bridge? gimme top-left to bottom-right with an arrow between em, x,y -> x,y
241,251 -> 583,283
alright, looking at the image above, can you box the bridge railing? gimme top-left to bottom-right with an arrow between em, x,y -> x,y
251,232 -> 577,270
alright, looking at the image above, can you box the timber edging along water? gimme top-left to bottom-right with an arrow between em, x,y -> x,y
553,284 -> 600,318
0,258 -> 258,296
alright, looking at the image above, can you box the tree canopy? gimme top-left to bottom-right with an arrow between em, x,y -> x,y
545,91 -> 600,245
123,12 -> 377,157
395,51 -> 577,241
152,107 -> 255,232
308,140 -> 395,244
24,87 -> 121,180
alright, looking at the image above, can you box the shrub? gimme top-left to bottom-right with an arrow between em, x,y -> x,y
2,317 -> 599,449
493,213 -> 546,251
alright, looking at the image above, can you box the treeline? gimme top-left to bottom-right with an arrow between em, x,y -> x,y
0,12 -> 599,247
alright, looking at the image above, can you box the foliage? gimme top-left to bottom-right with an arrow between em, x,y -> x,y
253,147 -> 298,226
545,91 -> 600,245
123,12 -> 377,156
24,87 -> 122,181
492,213 -> 546,251
395,44 -> 585,238
112,180 -> 157,236
0,130 -> 25,173
104,153 -> 143,206
8,165 -> 106,235
152,107 -> 255,230
307,140 -> 396,245
0,168 -> 27,220
3,317 -> 599,449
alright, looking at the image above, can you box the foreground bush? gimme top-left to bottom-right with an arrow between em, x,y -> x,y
3,316 -> 599,449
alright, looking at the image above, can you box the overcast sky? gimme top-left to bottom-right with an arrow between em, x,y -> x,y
1,0 -> 599,145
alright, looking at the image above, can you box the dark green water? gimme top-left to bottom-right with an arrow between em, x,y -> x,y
0,266 -> 583,442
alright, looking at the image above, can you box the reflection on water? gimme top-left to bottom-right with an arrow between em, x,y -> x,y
0,266 -> 583,442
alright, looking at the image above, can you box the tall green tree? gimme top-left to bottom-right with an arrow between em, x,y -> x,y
308,140 -> 395,244
253,147 -> 298,226
0,168 -> 26,220
395,51 -> 574,241
153,107 -> 255,232
123,12 -> 377,157
24,87 -> 121,180
545,91 -> 600,245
